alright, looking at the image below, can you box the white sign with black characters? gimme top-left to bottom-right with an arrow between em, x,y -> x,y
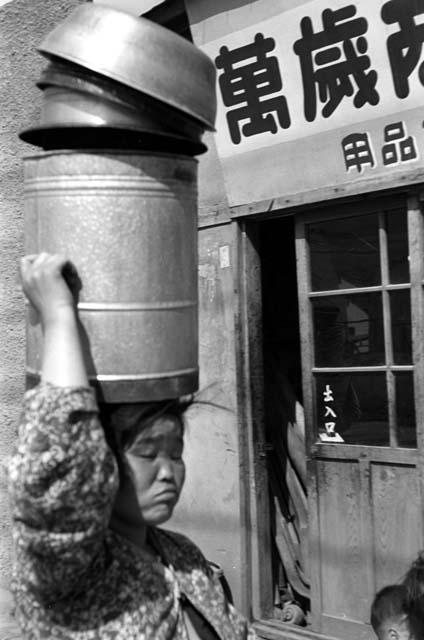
186,0 -> 424,209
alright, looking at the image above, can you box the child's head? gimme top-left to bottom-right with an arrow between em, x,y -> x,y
403,552 -> 424,639
370,585 -> 412,640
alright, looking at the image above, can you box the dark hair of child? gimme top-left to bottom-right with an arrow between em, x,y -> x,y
402,552 -> 424,637
370,584 -> 408,634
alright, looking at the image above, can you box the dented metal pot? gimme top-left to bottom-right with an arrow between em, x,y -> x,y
38,4 -> 217,132
36,60 -> 207,144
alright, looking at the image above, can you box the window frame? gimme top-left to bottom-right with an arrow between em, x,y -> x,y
296,193 -> 423,453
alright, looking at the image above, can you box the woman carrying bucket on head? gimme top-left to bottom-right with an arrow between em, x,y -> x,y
8,253 -> 257,639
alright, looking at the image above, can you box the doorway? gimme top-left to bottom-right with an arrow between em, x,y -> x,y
259,217 -> 310,622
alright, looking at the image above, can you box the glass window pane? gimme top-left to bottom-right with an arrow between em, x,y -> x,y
315,373 -> 388,446
386,210 -> 409,284
395,373 -> 416,448
309,214 -> 380,291
390,290 -> 412,364
312,294 -> 384,367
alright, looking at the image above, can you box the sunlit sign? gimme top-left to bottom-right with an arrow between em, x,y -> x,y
186,0 -> 424,208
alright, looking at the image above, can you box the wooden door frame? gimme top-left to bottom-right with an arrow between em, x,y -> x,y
233,217 -> 339,640
233,218 -> 274,621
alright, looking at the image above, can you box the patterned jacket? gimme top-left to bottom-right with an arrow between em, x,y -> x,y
8,383 -> 257,640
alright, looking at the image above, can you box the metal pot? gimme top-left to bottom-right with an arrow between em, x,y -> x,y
37,60 -> 206,143
39,86 -> 153,128
38,4 -> 217,131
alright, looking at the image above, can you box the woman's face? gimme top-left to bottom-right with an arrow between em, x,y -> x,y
122,414 -> 186,526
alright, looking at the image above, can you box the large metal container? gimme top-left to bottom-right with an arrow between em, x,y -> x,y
24,150 -> 199,402
38,4 -> 217,131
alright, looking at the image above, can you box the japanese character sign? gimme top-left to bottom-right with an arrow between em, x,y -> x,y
382,121 -> 417,165
293,5 -> 379,121
382,0 -> 424,99
211,1 -> 424,147
342,133 -> 375,173
319,384 -> 344,442
215,33 -> 291,144
342,121 -> 419,173
186,0 -> 424,210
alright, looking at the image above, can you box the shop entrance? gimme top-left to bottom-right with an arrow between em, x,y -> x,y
241,192 -> 424,640
259,217 -> 310,621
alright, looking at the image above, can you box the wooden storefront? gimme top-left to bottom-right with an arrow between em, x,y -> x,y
146,1 -> 424,638
234,192 -> 424,640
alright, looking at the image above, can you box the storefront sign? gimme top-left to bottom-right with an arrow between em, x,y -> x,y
320,384 -> 344,442
186,0 -> 424,208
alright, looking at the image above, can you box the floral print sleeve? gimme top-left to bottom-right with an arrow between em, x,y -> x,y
8,383 -> 119,601
228,603 -> 258,639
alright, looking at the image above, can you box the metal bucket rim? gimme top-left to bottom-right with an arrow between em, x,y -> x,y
19,125 -> 206,156
22,148 -> 199,162
37,4 -> 217,130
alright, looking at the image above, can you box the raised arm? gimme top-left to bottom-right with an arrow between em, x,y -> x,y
9,254 -> 118,601
20,253 -> 87,387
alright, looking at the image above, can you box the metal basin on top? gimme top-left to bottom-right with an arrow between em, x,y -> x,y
36,60 -> 206,143
38,4 -> 217,132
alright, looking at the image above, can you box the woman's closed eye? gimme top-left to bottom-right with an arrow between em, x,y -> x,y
130,445 -> 157,459
128,440 -> 184,460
